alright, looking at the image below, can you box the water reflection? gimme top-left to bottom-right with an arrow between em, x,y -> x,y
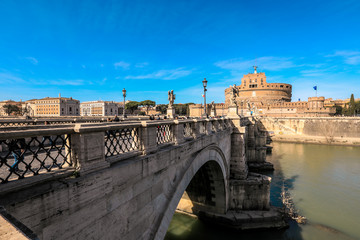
165,142 -> 360,240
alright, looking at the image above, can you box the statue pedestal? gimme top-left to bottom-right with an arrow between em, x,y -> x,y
227,105 -> 239,117
167,107 -> 175,119
210,110 -> 216,117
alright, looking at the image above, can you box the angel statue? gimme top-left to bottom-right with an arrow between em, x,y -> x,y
168,90 -> 176,108
229,84 -> 238,106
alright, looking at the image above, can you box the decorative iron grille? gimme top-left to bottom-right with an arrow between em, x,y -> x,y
105,128 -> 139,157
218,121 -> 224,130
0,122 -> 34,127
199,122 -> 207,134
156,124 -> 172,145
0,135 -> 72,184
183,123 -> 193,138
211,122 -> 216,132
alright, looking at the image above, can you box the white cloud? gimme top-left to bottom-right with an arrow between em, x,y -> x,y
50,79 -> 85,86
326,50 -> 360,65
114,61 -> 130,69
125,68 -> 192,80
345,56 -> 360,65
327,50 -> 360,57
0,72 -> 25,83
215,56 -> 296,72
300,69 -> 328,77
25,57 -> 38,65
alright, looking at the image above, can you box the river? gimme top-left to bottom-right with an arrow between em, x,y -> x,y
165,142 -> 360,240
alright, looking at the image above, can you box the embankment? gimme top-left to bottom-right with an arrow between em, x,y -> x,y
259,117 -> 360,146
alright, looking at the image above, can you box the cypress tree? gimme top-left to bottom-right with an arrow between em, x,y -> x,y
349,94 -> 355,116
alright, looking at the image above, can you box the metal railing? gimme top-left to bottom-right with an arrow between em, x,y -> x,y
0,118 -> 107,127
0,134 -> 72,184
0,118 -> 232,184
105,127 -> 140,157
199,122 -> 207,134
156,124 -> 173,145
183,123 -> 193,138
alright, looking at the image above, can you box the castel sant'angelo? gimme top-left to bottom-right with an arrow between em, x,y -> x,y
190,66 -> 336,117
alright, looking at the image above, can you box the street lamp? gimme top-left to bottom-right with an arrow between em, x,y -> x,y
202,78 -> 208,118
122,88 -> 127,119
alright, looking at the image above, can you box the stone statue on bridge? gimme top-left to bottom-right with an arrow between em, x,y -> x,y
229,84 -> 239,106
210,101 -> 216,117
168,90 -> 175,108
167,90 -> 176,118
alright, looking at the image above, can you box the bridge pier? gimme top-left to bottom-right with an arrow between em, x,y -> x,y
186,116 -> 285,232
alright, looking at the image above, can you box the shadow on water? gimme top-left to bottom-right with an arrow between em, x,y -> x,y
264,150 -> 304,240
165,212 -> 298,240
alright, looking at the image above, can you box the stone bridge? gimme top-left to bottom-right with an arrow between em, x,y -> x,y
0,117 -> 284,239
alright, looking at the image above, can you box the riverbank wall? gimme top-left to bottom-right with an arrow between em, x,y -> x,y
259,117 -> 360,146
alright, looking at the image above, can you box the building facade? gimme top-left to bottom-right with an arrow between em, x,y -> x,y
80,101 -> 120,116
33,95 -> 80,117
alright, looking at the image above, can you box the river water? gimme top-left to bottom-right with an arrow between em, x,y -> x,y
165,142 -> 360,240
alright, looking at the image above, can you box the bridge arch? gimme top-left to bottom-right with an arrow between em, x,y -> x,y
153,145 -> 229,239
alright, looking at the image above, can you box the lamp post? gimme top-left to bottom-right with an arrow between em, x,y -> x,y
202,78 -> 208,118
122,88 -> 126,119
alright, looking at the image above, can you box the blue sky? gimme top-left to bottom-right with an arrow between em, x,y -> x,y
1,0 -> 360,104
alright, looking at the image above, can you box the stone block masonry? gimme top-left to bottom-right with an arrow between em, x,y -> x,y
0,117 -> 285,239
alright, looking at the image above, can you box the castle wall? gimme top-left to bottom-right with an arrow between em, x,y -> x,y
259,117 -> 360,146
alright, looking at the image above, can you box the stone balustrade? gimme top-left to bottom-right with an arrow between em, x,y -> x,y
0,116 -> 152,128
0,118 -> 231,188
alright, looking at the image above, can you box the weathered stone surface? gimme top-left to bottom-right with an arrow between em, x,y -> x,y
0,117 -> 281,240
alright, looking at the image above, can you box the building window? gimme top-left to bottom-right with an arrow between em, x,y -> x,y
280,85 -> 283,88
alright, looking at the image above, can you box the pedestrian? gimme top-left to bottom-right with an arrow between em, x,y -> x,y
113,115 -> 120,122
8,138 -> 26,171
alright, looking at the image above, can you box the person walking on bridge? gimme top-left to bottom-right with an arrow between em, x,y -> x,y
8,138 -> 26,171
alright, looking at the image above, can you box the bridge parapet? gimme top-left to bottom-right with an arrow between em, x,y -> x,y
0,118 -> 231,189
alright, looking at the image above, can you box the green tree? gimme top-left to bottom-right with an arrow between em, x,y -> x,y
125,101 -> 139,114
349,94 -> 355,116
342,105 -> 349,116
335,106 -> 343,115
156,104 -> 167,114
173,103 -> 194,116
139,100 -> 156,115
3,104 -> 20,116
